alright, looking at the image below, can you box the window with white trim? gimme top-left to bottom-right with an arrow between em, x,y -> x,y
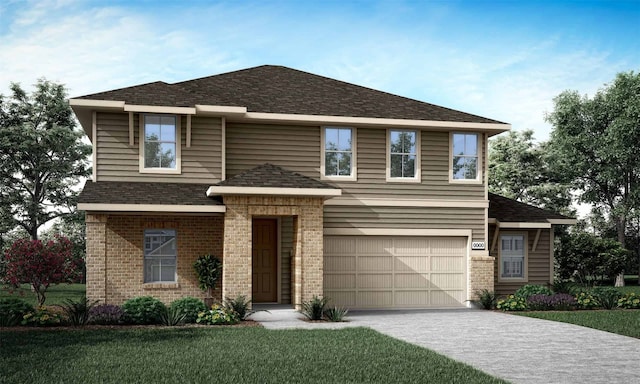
323,127 -> 354,178
500,234 -> 525,279
452,133 -> 479,180
388,129 -> 418,180
143,115 -> 177,170
144,229 -> 177,283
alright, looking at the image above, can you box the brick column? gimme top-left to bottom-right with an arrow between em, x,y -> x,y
85,213 -> 107,303
299,201 -> 324,304
222,197 -> 251,301
469,254 -> 495,301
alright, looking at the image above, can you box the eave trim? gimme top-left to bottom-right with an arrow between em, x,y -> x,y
77,203 -> 226,213
206,186 -> 342,197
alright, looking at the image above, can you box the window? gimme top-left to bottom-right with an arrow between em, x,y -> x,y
451,133 -> 480,181
140,114 -> 180,173
388,129 -> 420,181
500,234 -> 526,279
144,229 -> 177,283
322,127 -> 356,180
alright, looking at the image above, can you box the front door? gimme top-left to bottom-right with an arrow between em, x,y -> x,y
252,219 -> 278,302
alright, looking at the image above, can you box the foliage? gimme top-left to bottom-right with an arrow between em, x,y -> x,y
3,236 -> 81,305
122,296 -> 167,325
196,303 -> 239,325
488,129 -> 573,214
516,311 -> 640,339
88,304 -> 124,325
0,79 -> 91,240
591,287 -> 622,310
41,211 -> 86,283
170,297 -> 207,323
526,294 -> 577,311
160,305 -> 187,326
473,289 -> 498,310
617,292 -> 640,309
514,284 -> 553,300
324,306 -> 349,322
575,291 -> 599,310
300,295 -> 330,320
193,254 -> 222,296
551,280 -> 579,295
0,298 -> 34,326
21,306 -> 64,326
224,295 -> 259,321
496,295 -> 527,311
555,231 -> 631,284
61,296 -> 98,326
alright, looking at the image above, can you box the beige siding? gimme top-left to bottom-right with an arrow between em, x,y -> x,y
96,112 -> 222,183
280,216 -> 293,304
324,205 -> 485,242
489,225 -> 553,296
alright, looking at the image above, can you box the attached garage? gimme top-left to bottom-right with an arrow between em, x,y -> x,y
324,236 -> 468,309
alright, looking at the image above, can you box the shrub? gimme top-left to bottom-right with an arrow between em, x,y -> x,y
527,294 -> 577,311
88,304 -> 123,325
193,254 -> 222,303
160,306 -> 186,326
515,284 -> 553,300
575,291 -> 599,310
551,280 -> 578,295
496,295 -> 527,311
0,298 -> 34,326
61,296 -> 98,326
22,306 -> 64,326
618,293 -> 640,309
170,297 -> 207,323
473,289 -> 498,310
196,304 -> 239,325
224,295 -> 257,321
591,287 -> 622,310
122,296 -> 166,325
300,295 -> 329,320
324,306 -> 349,322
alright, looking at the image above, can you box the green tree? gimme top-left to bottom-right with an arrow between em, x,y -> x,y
546,71 -> 640,286
0,79 -> 91,240
488,129 -> 574,215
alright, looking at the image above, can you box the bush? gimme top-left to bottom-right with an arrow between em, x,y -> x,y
300,295 -> 329,320
88,304 -> 123,325
324,306 -> 348,322
193,255 -> 222,301
224,295 -> 257,321
496,295 -> 527,311
61,296 -> 98,326
515,284 -> 553,300
22,306 -> 64,326
527,294 -> 577,311
473,289 -> 498,310
0,298 -> 34,326
618,293 -> 640,309
160,306 -> 186,326
122,296 -> 166,325
196,304 -> 238,325
575,291 -> 599,310
591,287 -> 621,310
551,280 -> 578,295
170,297 -> 207,323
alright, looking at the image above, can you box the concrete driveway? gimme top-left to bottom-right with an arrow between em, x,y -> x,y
253,308 -> 640,384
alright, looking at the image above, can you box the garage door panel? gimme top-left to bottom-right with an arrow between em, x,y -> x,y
432,290 -> 465,306
356,238 -> 393,255
358,274 -> 392,288
325,256 -> 356,271
394,273 -> 432,289
326,291 -> 356,307
430,238 -> 466,255
357,256 -> 392,271
393,238 -> 429,254
325,237 -> 356,254
358,291 -> 393,307
431,256 -> 464,271
395,256 -> 429,272
395,291 -> 430,307
430,273 -> 465,289
325,274 -> 356,289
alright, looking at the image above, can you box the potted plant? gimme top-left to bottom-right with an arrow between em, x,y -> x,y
193,254 -> 222,307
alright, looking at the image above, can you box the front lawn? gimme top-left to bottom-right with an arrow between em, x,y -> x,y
0,283 -> 85,306
0,327 -> 506,384
516,310 -> 640,339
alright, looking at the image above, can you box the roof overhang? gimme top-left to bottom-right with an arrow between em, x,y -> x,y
77,203 -> 226,213
206,186 -> 342,198
488,218 -> 577,228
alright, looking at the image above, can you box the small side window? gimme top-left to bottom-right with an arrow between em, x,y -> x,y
144,229 -> 177,283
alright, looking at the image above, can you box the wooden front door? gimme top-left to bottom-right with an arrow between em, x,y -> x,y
252,219 -> 278,302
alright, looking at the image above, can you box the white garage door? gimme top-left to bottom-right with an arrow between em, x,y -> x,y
324,236 -> 467,309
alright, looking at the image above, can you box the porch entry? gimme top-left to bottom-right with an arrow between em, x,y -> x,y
252,219 -> 278,302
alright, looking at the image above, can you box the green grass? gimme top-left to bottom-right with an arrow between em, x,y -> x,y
0,284 -> 86,306
0,327 -> 506,384
516,310 -> 640,339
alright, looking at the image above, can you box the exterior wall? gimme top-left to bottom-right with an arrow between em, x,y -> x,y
280,216 -> 293,304
489,225 -> 553,296
222,196 -> 324,308
95,112 -> 223,183
85,213 -> 224,305
469,255 -> 495,300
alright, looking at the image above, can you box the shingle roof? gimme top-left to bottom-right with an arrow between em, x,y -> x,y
215,163 -> 337,189
78,181 -> 220,206
488,193 -> 572,222
75,65 -> 504,124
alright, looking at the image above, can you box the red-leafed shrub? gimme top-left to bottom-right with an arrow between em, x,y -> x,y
3,236 -> 80,305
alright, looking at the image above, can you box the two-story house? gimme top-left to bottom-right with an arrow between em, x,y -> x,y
71,65 -> 574,309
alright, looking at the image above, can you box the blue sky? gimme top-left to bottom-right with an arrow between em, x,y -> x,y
0,0 -> 638,140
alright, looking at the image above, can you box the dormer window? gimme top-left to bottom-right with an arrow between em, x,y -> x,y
140,114 -> 181,174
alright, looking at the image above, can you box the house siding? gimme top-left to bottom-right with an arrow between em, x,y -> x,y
95,112 -> 223,183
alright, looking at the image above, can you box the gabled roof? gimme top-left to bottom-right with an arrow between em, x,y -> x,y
74,65 -> 504,124
488,193 -> 575,225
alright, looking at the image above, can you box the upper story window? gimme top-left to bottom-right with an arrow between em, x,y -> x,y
387,129 -> 420,182
144,229 -> 177,283
322,127 -> 356,180
451,133 -> 480,182
140,114 -> 181,174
